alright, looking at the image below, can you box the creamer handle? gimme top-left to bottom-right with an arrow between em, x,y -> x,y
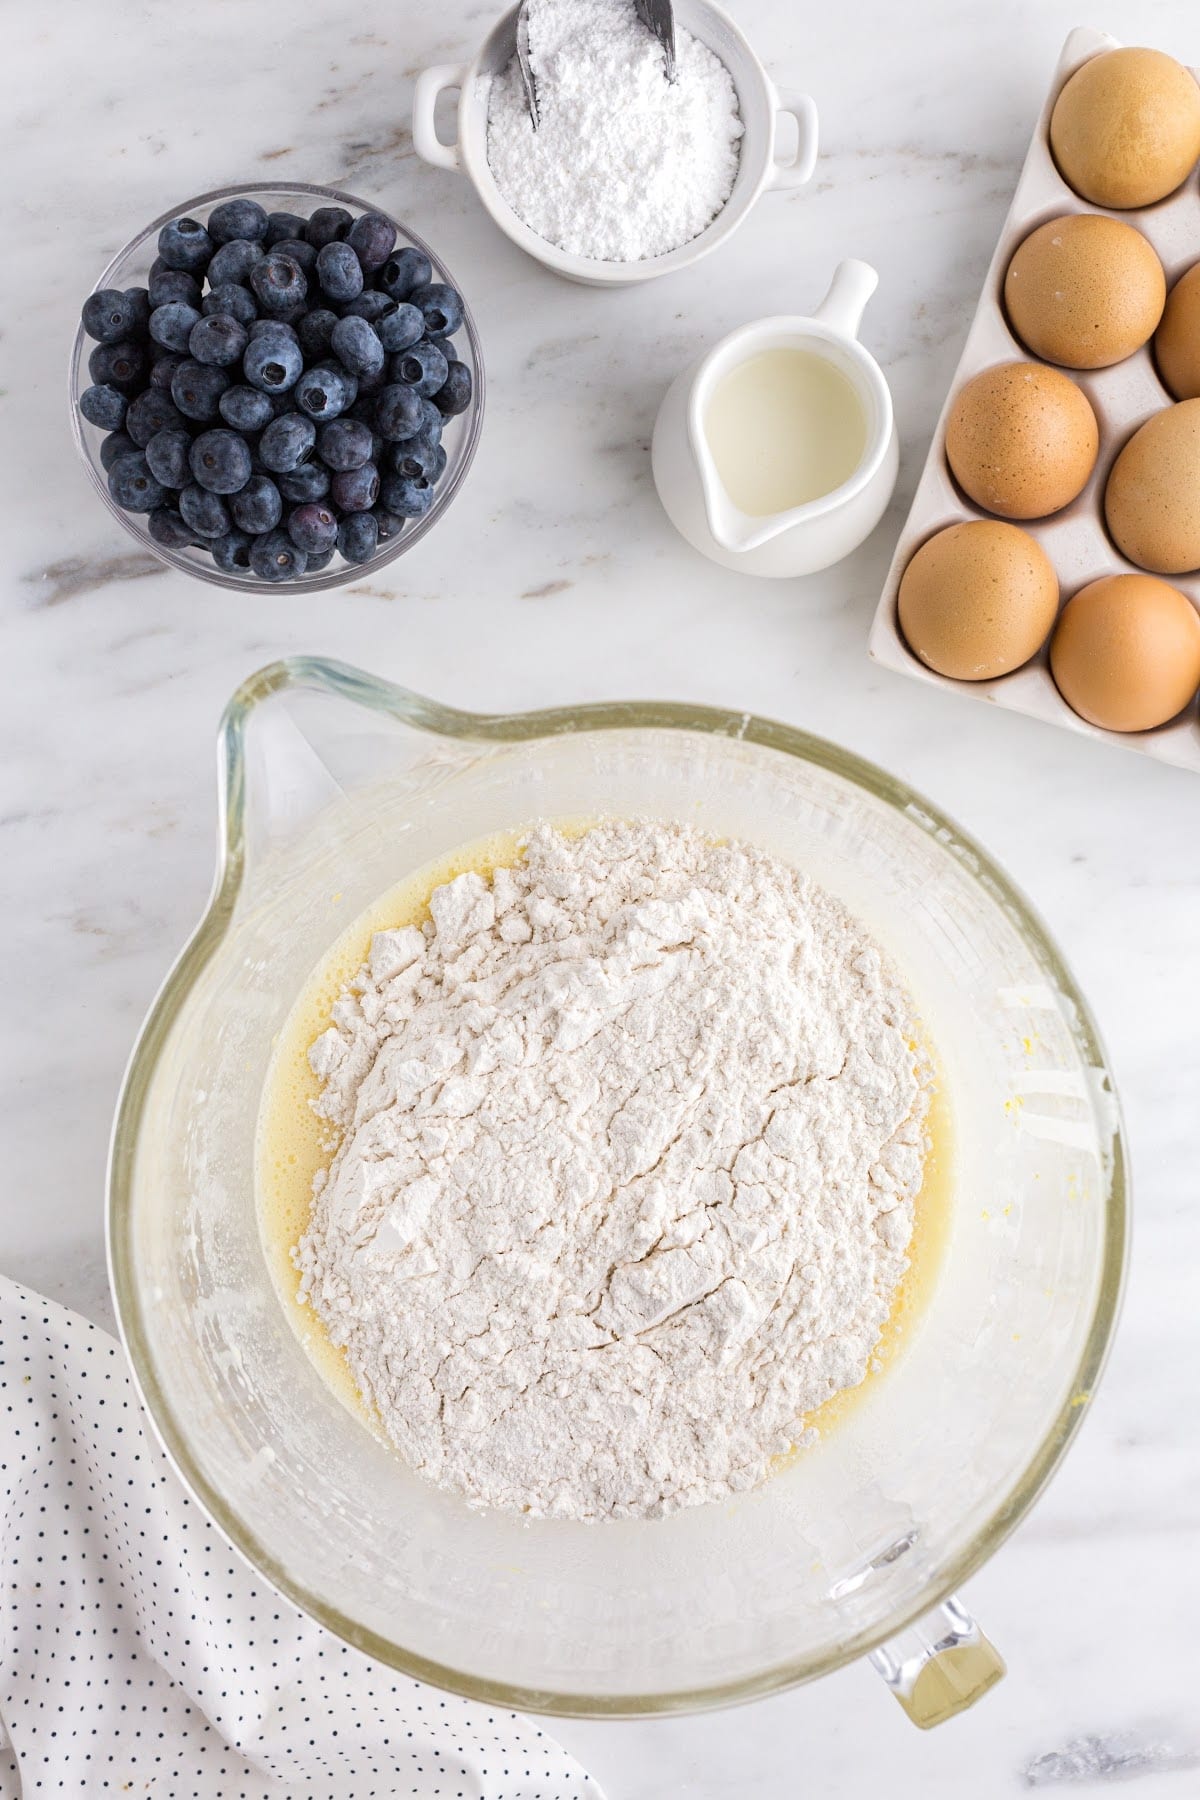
869,1594 -> 1005,1729
811,259 -> 879,341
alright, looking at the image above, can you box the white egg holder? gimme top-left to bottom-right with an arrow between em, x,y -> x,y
868,25 -> 1200,773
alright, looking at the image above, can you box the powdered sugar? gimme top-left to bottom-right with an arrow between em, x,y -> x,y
484,0 -> 743,262
296,821 -> 930,1520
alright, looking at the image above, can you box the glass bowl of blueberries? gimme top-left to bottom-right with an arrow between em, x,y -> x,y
70,182 -> 484,591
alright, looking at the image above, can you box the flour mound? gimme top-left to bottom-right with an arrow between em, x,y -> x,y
296,822 -> 929,1521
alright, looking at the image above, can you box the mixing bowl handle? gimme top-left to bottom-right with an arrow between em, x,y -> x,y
868,1594 -> 1005,1728
412,65 -> 469,173
769,89 -> 819,188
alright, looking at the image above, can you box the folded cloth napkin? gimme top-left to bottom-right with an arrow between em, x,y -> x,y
0,1277 -> 605,1800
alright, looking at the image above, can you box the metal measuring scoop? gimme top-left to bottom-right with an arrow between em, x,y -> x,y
514,0 -> 677,132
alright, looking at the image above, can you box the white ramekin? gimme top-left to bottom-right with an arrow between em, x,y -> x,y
412,0 -> 818,287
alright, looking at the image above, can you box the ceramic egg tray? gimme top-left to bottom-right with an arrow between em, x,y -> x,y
869,25 -> 1200,773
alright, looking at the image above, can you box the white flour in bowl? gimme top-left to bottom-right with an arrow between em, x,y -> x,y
484,0 -> 743,262
296,821 -> 930,1520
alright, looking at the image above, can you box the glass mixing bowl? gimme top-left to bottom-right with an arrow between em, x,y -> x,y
108,659 -> 1126,1722
69,184 -> 484,594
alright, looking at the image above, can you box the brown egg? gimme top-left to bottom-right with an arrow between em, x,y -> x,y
1004,214 -> 1165,369
1050,47 -> 1200,208
898,521 -> 1060,680
945,362 -> 1099,520
1155,262 -> 1200,400
1105,400 -> 1200,573
1051,574 -> 1200,730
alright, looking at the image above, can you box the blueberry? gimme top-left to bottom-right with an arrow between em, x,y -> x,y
356,360 -> 388,397
277,461 -> 331,502
315,241 -> 363,304
207,197 -> 269,245
379,471 -> 434,518
305,547 -> 336,573
187,314 -> 247,370
230,473 -> 282,534
375,383 -> 423,440
145,426 -> 193,488
260,411 -> 317,473
434,359 -> 473,416
147,506 -> 195,549
376,302 -> 424,353
389,437 -> 440,482
295,360 -> 357,421
212,528 -> 254,573
250,527 -> 307,581
429,335 -> 456,362
337,510 -> 379,564
317,416 -> 373,471
219,384 -> 274,432
247,316 -> 300,343
378,248 -> 431,302
148,265 -> 203,309
207,238 -> 265,288
431,444 -> 447,481
100,430 -> 136,471
79,383 -> 127,430
82,288 -> 141,344
270,237 -> 319,276
394,340 -> 448,398
330,315 -> 384,380
339,290 -> 395,325
89,340 -> 148,391
411,283 -> 464,336
293,310 -> 336,363
157,215 -> 213,273
409,397 -> 445,449
203,283 -> 258,327
125,287 -> 152,333
190,427 -> 253,494
346,210 -> 397,272
108,452 -> 167,513
266,209 -> 309,246
287,501 -> 338,555
269,388 -> 299,417
331,462 -> 380,512
305,206 -> 353,248
243,330 -> 303,394
171,359 -> 233,422
371,504 -> 404,542
150,301 -> 202,354
250,253 -> 307,314
126,389 -> 185,447
179,482 -> 232,537
150,352 -> 186,392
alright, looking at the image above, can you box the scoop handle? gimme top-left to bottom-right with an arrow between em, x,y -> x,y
869,1595 -> 1006,1728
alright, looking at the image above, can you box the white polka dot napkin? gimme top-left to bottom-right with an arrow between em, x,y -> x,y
0,1277 -> 606,1799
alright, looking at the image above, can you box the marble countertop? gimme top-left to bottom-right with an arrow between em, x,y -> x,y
6,0 -> 1200,1792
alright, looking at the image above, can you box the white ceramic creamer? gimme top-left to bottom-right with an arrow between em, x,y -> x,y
651,260 -> 899,577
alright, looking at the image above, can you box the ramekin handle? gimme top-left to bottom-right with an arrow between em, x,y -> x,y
412,65 -> 468,173
769,89 -> 819,188
869,1595 -> 1006,1728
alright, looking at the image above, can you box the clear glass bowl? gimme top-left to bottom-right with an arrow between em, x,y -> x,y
108,660 -> 1127,1720
69,184 -> 484,594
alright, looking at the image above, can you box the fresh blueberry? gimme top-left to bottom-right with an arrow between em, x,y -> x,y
179,482 -> 232,537
394,340 -> 448,398
305,547 -> 335,573
148,265 -> 203,309
270,237 -> 319,276
100,430 -> 136,471
126,389 -> 185,447
410,283 -> 464,336
266,209 -> 309,246
375,383 -> 423,440
207,238 -> 265,288
305,206 -> 353,248
315,241 -> 363,304
250,527 -> 307,581
145,427 -> 193,489
147,506 -> 196,549
190,428 -> 253,495
330,315 -> 384,380
269,388 -> 299,416
378,248 -> 431,302
150,301 -> 202,354
260,411 -> 317,473
295,360 -> 357,421
211,528 -> 254,573
389,437 -> 440,482
82,288 -> 141,344
287,501 -> 338,555
356,360 -> 388,397
247,316 -> 300,343
108,452 -> 167,513
337,510 -> 379,563
124,288 -> 152,333
243,330 -> 303,394
277,461 -> 331,502
170,359 -> 233,422
411,396 -> 445,448
338,290 -> 394,325
188,314 -> 248,369
202,283 -> 258,327
379,471 -> 434,518
149,352 -> 186,393
330,462 -> 380,512
428,335 -> 456,362
250,253 -> 308,314
433,359 -> 472,416
346,211 -> 397,271
294,307 -> 338,361
79,384 -> 127,430
88,340 -> 147,391
317,416 -> 373,471
157,215 -> 213,273
376,302 -> 424,353
371,505 -> 404,543
207,197 -> 269,246
219,384 -> 274,432
230,473 -> 283,534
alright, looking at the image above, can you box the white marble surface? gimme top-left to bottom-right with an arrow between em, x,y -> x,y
5,0 -> 1200,1792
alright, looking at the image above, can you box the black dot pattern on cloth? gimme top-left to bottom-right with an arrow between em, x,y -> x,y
0,1277 -> 606,1799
